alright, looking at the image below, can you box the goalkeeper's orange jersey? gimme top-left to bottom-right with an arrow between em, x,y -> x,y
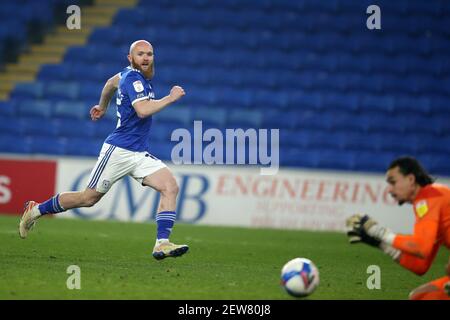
392,183 -> 450,275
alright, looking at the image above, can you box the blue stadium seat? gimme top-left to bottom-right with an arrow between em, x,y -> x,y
0,101 -> 16,116
45,81 -> 79,100
262,110 -> 297,130
371,133 -> 416,154
65,137 -> 104,157
315,149 -> 355,171
283,147 -> 324,168
191,106 -> 227,127
53,101 -> 89,119
155,106 -> 191,126
336,132 -> 374,152
38,64 -> 71,81
146,125 -> 172,143
428,157 -> 450,177
57,119 -> 96,138
21,118 -> 59,137
17,100 -> 53,118
0,116 -> 24,135
0,133 -> 31,154
227,109 -> 263,128
11,82 -> 44,99
78,82 -> 103,101
29,136 -> 66,155
364,114 -> 403,134
413,134 -> 450,155
353,151 -> 398,173
93,119 -> 116,139
148,140 -> 174,161
250,90 -> 287,110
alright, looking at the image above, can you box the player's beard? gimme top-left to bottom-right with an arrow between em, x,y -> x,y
130,57 -> 154,79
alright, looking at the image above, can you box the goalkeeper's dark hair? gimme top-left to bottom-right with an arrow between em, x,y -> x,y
388,156 -> 434,186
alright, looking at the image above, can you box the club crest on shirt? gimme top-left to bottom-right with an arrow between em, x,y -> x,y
415,200 -> 428,218
133,80 -> 144,93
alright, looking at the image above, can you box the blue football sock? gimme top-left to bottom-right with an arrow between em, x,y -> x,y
156,211 -> 176,240
38,194 -> 66,215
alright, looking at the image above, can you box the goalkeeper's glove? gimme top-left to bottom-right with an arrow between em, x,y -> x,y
346,214 -> 401,260
345,214 -> 381,248
360,214 -> 396,245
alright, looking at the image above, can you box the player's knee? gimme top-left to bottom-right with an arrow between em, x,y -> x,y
83,191 -> 102,207
163,180 -> 179,198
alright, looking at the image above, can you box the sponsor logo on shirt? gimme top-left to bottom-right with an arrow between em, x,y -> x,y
415,200 -> 428,218
133,80 -> 144,93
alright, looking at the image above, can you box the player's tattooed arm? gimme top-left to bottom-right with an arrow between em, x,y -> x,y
99,73 -> 120,110
90,73 -> 120,121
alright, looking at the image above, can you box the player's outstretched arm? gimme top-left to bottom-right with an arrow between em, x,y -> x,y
397,246 -> 439,275
90,73 -> 120,121
349,214 -> 438,259
133,85 -> 185,118
346,214 -> 441,275
346,214 -> 401,261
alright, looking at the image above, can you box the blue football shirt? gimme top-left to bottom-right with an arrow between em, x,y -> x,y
105,67 -> 155,152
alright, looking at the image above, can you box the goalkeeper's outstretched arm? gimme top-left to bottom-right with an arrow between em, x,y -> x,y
362,216 -> 439,259
397,246 -> 439,276
346,214 -> 439,275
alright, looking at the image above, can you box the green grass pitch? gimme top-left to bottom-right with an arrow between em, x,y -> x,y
0,214 -> 447,300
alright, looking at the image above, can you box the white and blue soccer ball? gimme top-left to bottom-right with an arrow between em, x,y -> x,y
281,257 -> 320,298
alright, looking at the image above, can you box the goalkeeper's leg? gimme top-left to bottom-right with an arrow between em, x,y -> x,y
409,276 -> 450,300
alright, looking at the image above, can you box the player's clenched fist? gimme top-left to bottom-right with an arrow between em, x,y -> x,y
169,86 -> 186,102
90,104 -> 106,121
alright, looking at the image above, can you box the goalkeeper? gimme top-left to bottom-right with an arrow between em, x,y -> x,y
346,156 -> 450,300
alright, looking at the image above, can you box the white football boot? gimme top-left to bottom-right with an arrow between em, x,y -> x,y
19,201 -> 40,239
152,241 -> 189,260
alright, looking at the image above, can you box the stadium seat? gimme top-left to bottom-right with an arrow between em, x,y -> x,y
38,64 -> 71,81
93,119 -> 116,139
0,133 -> 31,153
65,137 -> 104,157
57,119 -> 96,138
227,109 -> 263,128
191,106 -> 227,127
17,100 -> 53,118
29,136 -> 66,155
53,101 -> 89,119
154,106 -> 191,126
11,82 -> 44,99
45,81 -> 79,100
0,101 -> 15,116
21,118 -> 59,137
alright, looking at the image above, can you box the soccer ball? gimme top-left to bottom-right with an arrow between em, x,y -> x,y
281,257 -> 319,298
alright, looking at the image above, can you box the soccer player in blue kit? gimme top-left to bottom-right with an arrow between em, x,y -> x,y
19,40 -> 189,260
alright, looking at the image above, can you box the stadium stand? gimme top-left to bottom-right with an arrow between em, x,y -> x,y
0,0 -> 449,176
